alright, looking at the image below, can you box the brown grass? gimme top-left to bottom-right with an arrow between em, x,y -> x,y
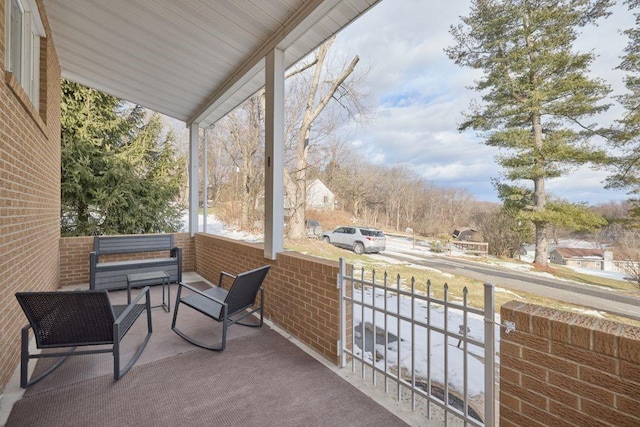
305,209 -> 353,232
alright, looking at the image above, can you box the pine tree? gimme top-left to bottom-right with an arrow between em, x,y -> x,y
606,0 -> 640,221
446,0 -> 612,266
61,80 -> 186,236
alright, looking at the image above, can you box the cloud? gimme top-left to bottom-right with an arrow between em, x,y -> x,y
333,0 -> 632,205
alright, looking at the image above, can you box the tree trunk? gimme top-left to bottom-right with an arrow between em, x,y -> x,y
532,112 -> 548,267
287,37 -> 359,239
533,221 -> 548,266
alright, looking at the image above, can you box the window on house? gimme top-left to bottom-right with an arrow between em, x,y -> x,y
5,0 -> 45,110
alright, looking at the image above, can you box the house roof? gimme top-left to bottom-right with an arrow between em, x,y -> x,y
553,247 -> 604,259
306,178 -> 334,195
43,0 -> 380,127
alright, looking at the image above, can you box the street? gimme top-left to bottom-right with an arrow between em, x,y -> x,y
378,236 -> 640,321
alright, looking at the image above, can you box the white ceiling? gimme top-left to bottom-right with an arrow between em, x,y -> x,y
43,0 -> 380,127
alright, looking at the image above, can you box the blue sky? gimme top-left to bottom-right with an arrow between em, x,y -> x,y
333,0 -> 635,204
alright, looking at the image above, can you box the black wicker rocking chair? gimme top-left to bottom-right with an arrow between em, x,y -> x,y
171,265 -> 270,351
15,287 -> 152,388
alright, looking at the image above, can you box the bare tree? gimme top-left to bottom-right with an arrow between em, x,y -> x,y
212,95 -> 265,229
615,228 -> 640,290
472,209 -> 532,258
285,36 -> 367,238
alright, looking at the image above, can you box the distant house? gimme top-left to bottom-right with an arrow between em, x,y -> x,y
283,178 -> 336,218
550,247 -> 609,271
306,179 -> 335,211
550,247 -> 640,273
452,227 -> 479,241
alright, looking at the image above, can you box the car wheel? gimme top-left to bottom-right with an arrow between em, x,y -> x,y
322,236 -> 330,244
353,242 -> 364,255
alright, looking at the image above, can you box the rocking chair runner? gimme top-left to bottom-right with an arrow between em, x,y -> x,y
15,287 -> 152,388
171,265 -> 270,351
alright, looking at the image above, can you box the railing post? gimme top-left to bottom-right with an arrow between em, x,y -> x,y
484,282 -> 495,427
339,257 -> 346,368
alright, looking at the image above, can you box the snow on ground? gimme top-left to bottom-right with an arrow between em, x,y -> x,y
566,265 -> 627,281
181,213 -> 262,242
352,286 -> 499,398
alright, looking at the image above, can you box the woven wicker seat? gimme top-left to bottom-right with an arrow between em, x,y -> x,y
15,287 -> 152,388
171,265 -> 270,351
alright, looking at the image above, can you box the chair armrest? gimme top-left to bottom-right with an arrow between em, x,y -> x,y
218,271 -> 236,288
177,282 -> 227,306
114,286 -> 150,323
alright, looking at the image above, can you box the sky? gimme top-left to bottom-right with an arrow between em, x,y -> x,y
331,0 -> 636,204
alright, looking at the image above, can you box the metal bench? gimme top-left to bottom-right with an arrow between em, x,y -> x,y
89,234 -> 182,292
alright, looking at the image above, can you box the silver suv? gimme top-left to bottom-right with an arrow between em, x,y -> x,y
321,226 -> 386,254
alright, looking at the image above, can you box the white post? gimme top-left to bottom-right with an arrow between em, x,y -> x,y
484,282 -> 495,427
203,127 -> 209,233
339,257 -> 346,368
264,48 -> 285,259
188,122 -> 200,236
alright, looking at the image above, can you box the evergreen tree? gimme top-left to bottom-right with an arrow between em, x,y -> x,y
61,80 -> 185,236
446,0 -> 612,266
606,0 -> 640,221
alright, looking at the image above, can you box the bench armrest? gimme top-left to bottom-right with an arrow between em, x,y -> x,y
170,246 -> 182,258
89,252 -> 99,290
171,247 -> 183,283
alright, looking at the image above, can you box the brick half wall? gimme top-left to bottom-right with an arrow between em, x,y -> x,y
500,301 -> 640,427
194,233 -> 341,363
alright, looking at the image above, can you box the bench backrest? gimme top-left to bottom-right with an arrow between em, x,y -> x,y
94,234 -> 175,255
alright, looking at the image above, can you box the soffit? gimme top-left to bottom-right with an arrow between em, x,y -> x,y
43,0 -> 379,127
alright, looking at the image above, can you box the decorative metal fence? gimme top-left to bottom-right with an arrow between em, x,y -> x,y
338,258 -> 496,426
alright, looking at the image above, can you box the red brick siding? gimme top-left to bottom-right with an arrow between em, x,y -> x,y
0,0 -> 61,392
500,302 -> 640,426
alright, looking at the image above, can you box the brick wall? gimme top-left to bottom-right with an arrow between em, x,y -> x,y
58,233 -> 195,287
500,302 -> 640,426
174,232 -> 195,272
59,236 -> 94,286
195,233 -> 341,362
0,0 -> 61,393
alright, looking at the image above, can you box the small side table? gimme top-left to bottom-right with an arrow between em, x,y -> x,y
127,271 -> 170,312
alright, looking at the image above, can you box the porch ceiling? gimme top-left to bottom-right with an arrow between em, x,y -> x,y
43,0 -> 379,127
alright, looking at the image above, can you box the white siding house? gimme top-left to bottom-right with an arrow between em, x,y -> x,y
306,179 -> 335,211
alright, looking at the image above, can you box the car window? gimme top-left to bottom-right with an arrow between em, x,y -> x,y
359,229 -> 383,237
335,227 -> 345,233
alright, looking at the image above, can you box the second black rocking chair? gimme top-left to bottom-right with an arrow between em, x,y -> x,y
15,287 -> 152,388
171,265 -> 270,351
